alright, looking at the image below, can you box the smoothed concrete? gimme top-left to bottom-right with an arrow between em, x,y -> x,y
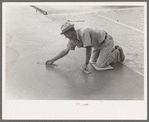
4,5 -> 144,100
5,51 -> 144,100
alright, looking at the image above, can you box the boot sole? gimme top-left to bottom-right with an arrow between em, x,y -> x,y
118,47 -> 125,62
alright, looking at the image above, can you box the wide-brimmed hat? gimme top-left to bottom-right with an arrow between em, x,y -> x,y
60,21 -> 74,35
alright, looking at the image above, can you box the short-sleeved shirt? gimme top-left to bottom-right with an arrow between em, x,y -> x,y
67,28 -> 106,50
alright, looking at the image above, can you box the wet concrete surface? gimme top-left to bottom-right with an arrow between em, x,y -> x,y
5,47 -> 144,100
4,5 -> 144,100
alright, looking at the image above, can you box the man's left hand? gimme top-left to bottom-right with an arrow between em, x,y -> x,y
81,63 -> 89,70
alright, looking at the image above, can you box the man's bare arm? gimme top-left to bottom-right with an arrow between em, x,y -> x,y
46,48 -> 70,65
81,46 -> 92,70
85,46 -> 92,64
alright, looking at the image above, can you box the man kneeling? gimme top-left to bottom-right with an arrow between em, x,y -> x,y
46,21 -> 125,71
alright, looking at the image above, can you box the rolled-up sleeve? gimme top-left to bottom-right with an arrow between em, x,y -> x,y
82,29 -> 92,48
67,40 -> 76,50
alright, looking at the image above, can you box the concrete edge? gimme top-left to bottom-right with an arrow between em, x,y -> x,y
30,5 -> 48,15
120,62 -> 144,77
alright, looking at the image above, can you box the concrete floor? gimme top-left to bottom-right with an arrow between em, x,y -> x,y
4,5 -> 144,100
5,55 -> 144,100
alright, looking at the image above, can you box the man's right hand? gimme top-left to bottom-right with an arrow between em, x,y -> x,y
45,48 -> 70,66
45,60 -> 54,65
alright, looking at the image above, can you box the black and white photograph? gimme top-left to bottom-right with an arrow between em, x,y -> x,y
2,2 -> 147,120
